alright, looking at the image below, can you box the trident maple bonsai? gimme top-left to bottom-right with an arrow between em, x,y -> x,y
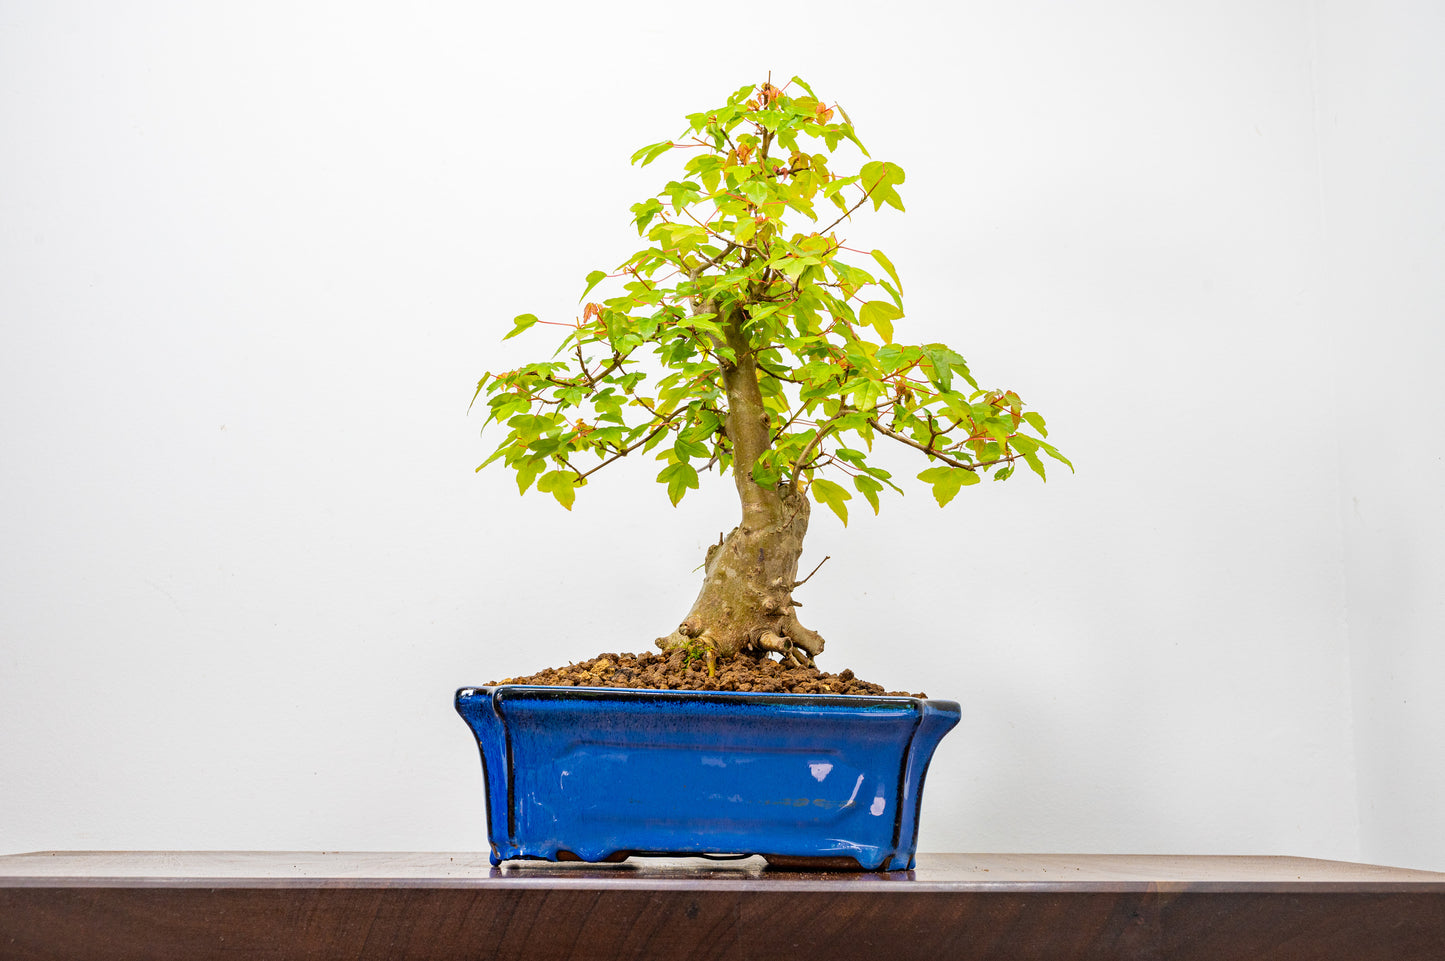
475,77 -> 1068,675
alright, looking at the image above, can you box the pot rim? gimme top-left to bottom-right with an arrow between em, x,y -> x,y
457,684 -> 960,712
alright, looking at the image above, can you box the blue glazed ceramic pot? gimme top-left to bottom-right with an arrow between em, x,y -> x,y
455,685 -> 960,870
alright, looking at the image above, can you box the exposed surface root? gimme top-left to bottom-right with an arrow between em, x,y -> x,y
656,615 -> 822,667
489,650 -> 925,698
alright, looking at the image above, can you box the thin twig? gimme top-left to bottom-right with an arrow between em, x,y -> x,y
574,341 -> 596,389
794,555 -> 831,588
577,416 -> 679,479
791,409 -> 849,478
818,173 -> 887,235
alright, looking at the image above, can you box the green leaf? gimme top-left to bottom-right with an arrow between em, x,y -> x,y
1039,439 -> 1074,472
848,377 -> 883,411
600,313 -> 626,351
916,465 -> 979,507
663,180 -> 703,211
853,474 -> 883,514
537,470 -> 580,510
673,436 -> 708,460
475,444 -> 509,472
630,198 -> 664,234
810,477 -> 852,526
631,141 -> 674,167
878,279 -> 903,311
515,457 -> 545,495
1022,411 -> 1048,437
657,461 -> 699,506
508,412 -> 553,444
579,271 -> 608,302
984,420 -> 1013,449
649,222 -> 708,251
859,161 -> 906,211
781,255 -> 820,283
922,346 -> 962,391
858,300 -> 902,344
750,454 -> 781,488
870,249 -> 903,293
1008,433 -> 1040,456
841,125 -> 869,157
503,313 -> 538,341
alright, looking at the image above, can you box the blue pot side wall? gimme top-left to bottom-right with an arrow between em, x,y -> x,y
454,686 -> 961,870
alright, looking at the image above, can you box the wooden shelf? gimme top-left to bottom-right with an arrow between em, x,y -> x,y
3,852 -> 1443,960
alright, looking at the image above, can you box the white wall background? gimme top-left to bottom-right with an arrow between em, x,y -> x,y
2,1 -> 1441,870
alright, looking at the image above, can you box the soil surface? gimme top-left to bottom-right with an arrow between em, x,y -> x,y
489,650 -> 926,699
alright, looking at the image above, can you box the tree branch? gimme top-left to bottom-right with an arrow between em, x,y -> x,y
869,419 -> 974,470
791,409 -> 850,481
869,418 -> 1026,472
578,414 -> 681,479
689,242 -> 739,279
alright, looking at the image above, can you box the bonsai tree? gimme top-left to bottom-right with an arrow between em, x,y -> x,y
474,77 -> 1068,673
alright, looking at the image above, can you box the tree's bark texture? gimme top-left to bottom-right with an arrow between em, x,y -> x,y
654,483 -> 824,663
655,310 -> 827,664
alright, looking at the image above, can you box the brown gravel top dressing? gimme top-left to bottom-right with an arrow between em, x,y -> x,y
490,650 -> 925,699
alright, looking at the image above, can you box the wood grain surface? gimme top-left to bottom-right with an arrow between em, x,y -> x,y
3,852 -> 1443,960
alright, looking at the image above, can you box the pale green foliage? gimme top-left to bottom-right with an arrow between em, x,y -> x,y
475,77 -> 1069,520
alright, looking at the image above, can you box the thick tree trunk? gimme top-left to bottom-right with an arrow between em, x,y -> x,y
655,307 -> 827,665
654,484 -> 825,663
